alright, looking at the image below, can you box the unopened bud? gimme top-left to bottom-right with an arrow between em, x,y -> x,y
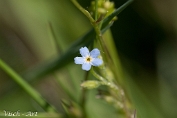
98,8 -> 107,14
104,1 -> 111,9
81,80 -> 100,89
104,96 -> 115,103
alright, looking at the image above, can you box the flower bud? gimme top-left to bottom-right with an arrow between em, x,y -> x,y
89,0 -> 117,21
81,80 -> 100,89
98,8 -> 107,14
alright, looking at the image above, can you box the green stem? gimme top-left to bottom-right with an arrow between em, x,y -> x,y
95,0 -> 98,20
99,20 -> 103,29
95,26 -> 104,49
71,0 -> 106,58
54,74 -> 78,103
0,59 -> 56,112
91,68 -> 106,82
93,23 -> 110,64
91,69 -> 130,117
80,71 -> 89,118
71,0 -> 95,23
91,69 -> 118,91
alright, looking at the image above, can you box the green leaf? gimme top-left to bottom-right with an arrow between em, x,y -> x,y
0,59 -> 56,112
102,0 -> 134,28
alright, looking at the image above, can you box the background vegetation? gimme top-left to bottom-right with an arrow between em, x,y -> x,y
0,0 -> 177,118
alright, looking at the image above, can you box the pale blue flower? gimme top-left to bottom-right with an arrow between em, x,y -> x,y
74,47 -> 103,71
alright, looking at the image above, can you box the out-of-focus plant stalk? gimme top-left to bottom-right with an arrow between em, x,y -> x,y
49,22 -> 79,103
54,74 -> 78,103
95,0 -> 98,20
0,59 -> 56,112
71,0 -> 95,23
80,71 -> 89,118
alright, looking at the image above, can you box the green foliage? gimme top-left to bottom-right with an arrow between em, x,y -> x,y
1,0 -> 177,118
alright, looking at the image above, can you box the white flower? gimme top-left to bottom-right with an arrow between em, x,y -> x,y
74,47 -> 103,71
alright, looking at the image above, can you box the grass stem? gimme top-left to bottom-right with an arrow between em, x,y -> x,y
0,59 -> 56,112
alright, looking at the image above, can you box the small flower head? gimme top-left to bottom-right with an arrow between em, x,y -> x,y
89,0 -> 117,21
74,47 -> 103,71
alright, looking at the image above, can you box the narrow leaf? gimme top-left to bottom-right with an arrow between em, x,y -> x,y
0,59 -> 56,112
102,0 -> 133,28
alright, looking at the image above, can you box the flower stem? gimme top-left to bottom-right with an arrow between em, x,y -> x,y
91,69 -> 118,91
91,68 -> 131,117
71,0 -> 106,57
80,71 -> 89,118
71,0 -> 95,23
95,0 -> 98,20
0,59 -> 56,112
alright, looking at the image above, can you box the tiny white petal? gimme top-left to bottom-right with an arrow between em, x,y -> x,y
90,48 -> 100,58
80,47 -> 89,57
91,58 -> 103,66
82,63 -> 91,71
74,57 -> 84,64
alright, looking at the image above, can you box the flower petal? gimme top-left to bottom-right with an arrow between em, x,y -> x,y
90,48 -> 100,58
74,57 -> 84,64
91,58 -> 103,66
82,63 -> 91,71
80,47 -> 90,57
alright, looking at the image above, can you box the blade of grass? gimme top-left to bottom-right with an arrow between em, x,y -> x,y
54,73 -> 78,103
49,22 -> 79,103
0,59 -> 56,112
102,0 -> 133,28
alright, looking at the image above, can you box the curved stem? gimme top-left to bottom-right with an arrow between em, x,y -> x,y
91,68 -> 118,91
71,0 -> 95,23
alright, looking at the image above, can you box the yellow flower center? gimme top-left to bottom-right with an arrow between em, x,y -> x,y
85,57 -> 92,63
87,58 -> 91,61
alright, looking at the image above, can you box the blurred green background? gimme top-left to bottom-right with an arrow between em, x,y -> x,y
0,0 -> 177,118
